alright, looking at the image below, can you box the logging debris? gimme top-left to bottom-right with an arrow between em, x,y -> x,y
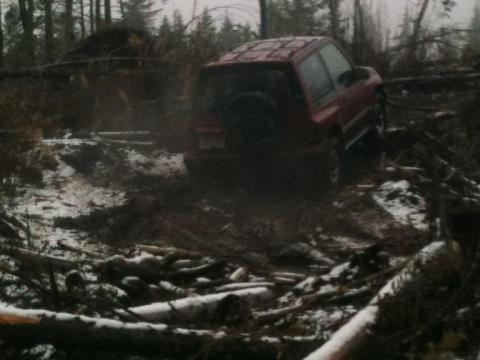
0,88 -> 480,359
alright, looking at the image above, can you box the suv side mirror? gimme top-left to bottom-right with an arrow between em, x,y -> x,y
355,67 -> 370,81
338,70 -> 357,87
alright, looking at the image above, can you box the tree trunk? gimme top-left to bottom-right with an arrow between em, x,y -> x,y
89,0 -> 94,34
124,287 -> 274,323
352,0 -> 365,63
44,0 -> 54,62
259,0 -> 267,39
408,0 -> 431,65
18,0 -> 35,63
303,241 -> 455,360
79,0 -> 86,39
0,0 -> 4,67
0,306 -> 278,359
119,0 -> 125,21
104,0 -> 111,26
326,0 -> 341,41
95,0 -> 102,31
64,0 -> 75,47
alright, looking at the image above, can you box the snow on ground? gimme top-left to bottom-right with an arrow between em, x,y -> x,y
16,159 -> 126,220
124,148 -> 186,178
299,306 -> 357,338
3,138 -> 186,259
372,180 -> 428,231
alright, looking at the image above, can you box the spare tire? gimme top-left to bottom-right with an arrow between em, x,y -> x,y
222,92 -> 280,153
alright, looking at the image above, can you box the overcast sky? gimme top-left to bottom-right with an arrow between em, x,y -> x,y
161,0 -> 476,31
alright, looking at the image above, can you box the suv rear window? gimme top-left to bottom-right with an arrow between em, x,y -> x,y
195,69 -> 294,116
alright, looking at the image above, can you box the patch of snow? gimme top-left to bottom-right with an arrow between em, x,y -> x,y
294,276 -> 318,293
322,262 -> 350,282
16,157 -> 125,221
124,149 -> 186,178
22,344 -> 56,360
3,151 -> 126,261
372,180 -> 428,231
308,306 -> 357,336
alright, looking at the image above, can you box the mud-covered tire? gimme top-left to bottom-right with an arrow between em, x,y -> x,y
324,136 -> 344,187
365,93 -> 387,150
294,136 -> 344,194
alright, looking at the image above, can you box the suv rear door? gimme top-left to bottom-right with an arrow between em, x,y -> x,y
319,43 -> 371,148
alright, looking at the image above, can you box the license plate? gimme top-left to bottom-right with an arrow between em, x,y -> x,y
198,135 -> 225,150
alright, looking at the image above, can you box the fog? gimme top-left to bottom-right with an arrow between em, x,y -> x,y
162,0 -> 475,30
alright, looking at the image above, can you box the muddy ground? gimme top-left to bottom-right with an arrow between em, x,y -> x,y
0,88 -> 478,359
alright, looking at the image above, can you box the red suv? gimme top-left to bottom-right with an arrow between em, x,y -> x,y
185,37 -> 386,185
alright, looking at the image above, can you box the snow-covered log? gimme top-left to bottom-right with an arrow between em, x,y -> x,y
96,254 -> 225,283
136,244 -> 200,258
124,287 -> 274,322
303,241 -> 454,360
213,282 -> 274,293
0,303 -> 277,358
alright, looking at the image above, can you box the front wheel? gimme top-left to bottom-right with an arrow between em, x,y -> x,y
324,136 -> 344,187
366,93 -> 387,150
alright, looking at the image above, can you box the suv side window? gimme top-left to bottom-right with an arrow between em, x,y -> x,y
320,43 -> 354,89
299,52 -> 334,106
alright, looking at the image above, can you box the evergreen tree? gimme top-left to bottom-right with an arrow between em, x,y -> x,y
195,7 -> 216,37
122,0 -> 159,31
170,9 -> 185,44
4,3 -> 23,66
158,15 -> 175,54
267,0 -> 325,37
322,0 -> 344,41
159,15 -> 171,37
239,23 -> 255,43
217,14 -> 242,52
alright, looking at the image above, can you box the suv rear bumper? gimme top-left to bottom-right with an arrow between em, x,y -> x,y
184,143 -> 329,173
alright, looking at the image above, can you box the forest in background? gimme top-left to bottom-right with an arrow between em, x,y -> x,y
0,0 -> 479,186
0,0 -> 478,74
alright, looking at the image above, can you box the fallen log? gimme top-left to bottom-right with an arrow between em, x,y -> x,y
136,244 -> 200,259
385,72 -> 480,86
95,254 -> 173,283
0,303 -> 277,359
4,247 -> 77,272
95,253 -> 219,284
213,282 -> 274,293
123,287 -> 274,323
171,261 -> 227,283
57,240 -> 102,259
302,241 -> 455,360
254,263 -> 404,325
91,135 -> 155,147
